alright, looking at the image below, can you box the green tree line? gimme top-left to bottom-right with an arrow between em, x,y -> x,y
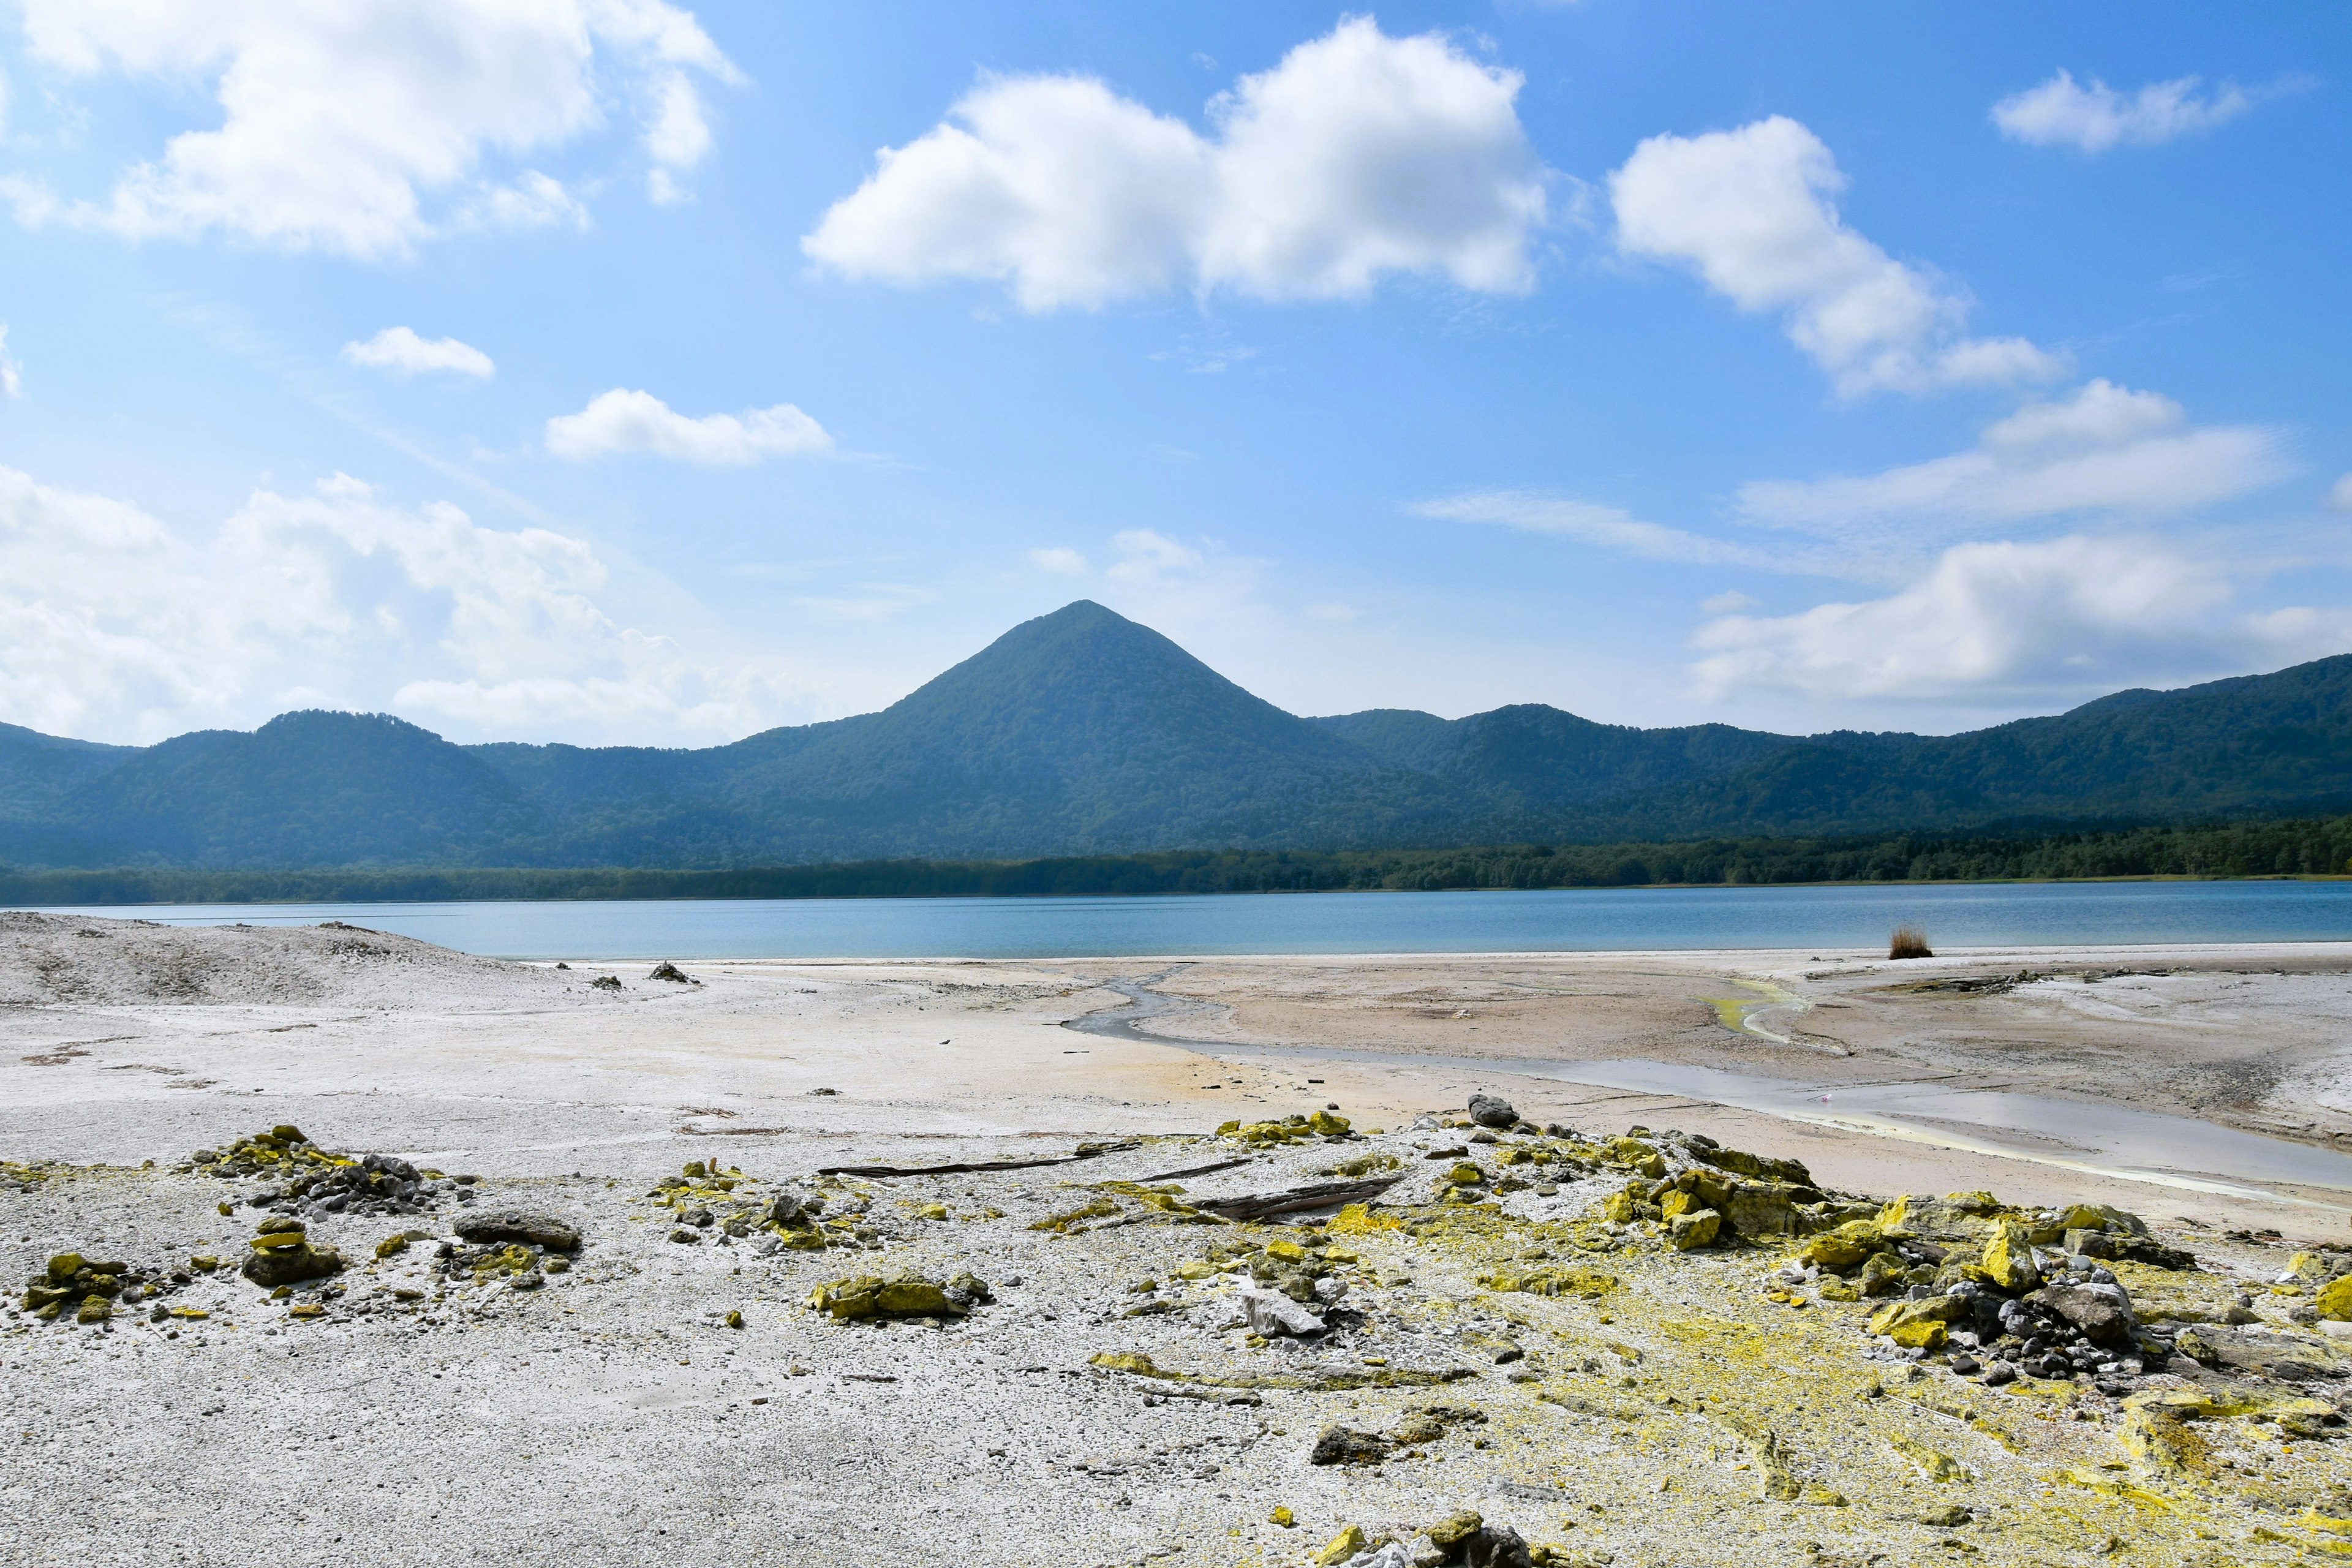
5,815 -> 2351,905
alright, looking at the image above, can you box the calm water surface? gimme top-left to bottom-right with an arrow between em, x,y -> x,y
34,879 -> 2352,960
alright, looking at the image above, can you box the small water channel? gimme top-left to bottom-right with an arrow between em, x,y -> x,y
1066,980 -> 2352,1207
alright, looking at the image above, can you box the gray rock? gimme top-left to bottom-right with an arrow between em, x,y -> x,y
453,1209 -> 581,1251
2035,1280 -> 2135,1346
1466,1093 -> 1517,1129
1308,1425 -> 1394,1466
239,1242 -> 344,1289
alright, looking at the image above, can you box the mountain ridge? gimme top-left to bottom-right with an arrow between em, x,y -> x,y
2,601 -> 2348,870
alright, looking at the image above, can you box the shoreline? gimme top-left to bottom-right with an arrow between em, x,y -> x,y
13,868 -> 2352,910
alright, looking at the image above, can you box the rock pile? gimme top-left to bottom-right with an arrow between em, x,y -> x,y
426,1208 -> 583,1291
1217,1110 -> 1355,1146
1793,1195 -> 2199,1390
240,1218 -> 345,1288
19,1251 -> 188,1324
191,1126 -> 454,1220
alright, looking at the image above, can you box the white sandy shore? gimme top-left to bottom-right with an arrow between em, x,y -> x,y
7,914 -> 2352,1567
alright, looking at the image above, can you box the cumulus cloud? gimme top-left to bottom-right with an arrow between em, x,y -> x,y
341,326 -> 495,379
1992,70 -> 2251,153
544,390 -> 832,464
802,18 -> 1547,311
0,465 -> 804,744
1692,535 -> 2352,703
1738,380 -> 2291,554
1610,116 -> 2065,396
15,0 -> 737,258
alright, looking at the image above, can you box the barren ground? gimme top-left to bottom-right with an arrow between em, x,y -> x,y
4,913 -> 2350,1567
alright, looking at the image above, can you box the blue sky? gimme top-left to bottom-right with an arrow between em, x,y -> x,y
0,2 -> 2345,747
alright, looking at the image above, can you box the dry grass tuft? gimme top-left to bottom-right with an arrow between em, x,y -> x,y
1888,924 -> 1933,960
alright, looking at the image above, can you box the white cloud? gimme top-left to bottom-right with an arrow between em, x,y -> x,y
0,464 -> 804,744
1992,70 -> 2250,153
1738,380 -> 2291,550
1692,535 -> 2352,702
1610,116 -> 2065,396
341,326 -> 495,379
0,325 -> 19,397
802,17 -> 1547,311
2331,473 -> 2352,513
462,170 -> 592,233
15,0 -> 736,258
1419,489 -> 1806,570
1026,546 -> 1088,575
1104,529 -> 1206,584
544,389 -> 832,464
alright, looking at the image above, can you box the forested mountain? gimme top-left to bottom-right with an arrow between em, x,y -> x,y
3,600 -> 2351,869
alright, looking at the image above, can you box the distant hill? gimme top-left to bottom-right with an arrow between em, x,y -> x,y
2,600 -> 2351,869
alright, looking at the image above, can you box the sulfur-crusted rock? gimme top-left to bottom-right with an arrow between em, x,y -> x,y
1856,1253 -> 1909,1298
1315,1525 -> 1368,1566
1888,1433 -> 1968,1483
2320,1275 -> 2352,1322
1868,1294 -> 1966,1351
454,1209 -> 581,1252
805,1270 -> 990,1321
1690,1138 -> 1813,1186
1800,1220 -> 1883,1272
1479,1265 -> 1615,1300
374,1229 -> 432,1260
241,1234 -> 344,1289
1722,1182 -> 1809,1239
1981,1218 -> 2039,1292
1668,1207 -> 1721,1250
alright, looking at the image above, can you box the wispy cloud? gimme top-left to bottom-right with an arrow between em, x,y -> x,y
1992,70 -> 2274,154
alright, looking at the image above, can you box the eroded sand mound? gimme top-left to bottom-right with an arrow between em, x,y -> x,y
0,911 -> 576,1009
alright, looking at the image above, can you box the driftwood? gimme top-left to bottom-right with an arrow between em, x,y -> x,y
817,1139 -> 1138,1178
1138,1155 -> 1257,1183
1188,1175 -> 1401,1223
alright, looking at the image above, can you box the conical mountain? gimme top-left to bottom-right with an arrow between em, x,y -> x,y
689,601 -> 1461,858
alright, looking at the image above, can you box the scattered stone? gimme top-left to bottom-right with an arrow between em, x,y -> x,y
1466,1095 -> 1518,1129
454,1210 -> 581,1251
1310,1426 -> 1395,1466
806,1270 -> 992,1321
647,961 -> 696,984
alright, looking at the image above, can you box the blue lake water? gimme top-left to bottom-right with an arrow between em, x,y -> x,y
31,878 -> 2352,960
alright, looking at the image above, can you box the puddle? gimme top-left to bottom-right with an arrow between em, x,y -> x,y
1551,1059 -> 2352,1207
1697,978 -> 1811,1047
1067,979 -> 2352,1207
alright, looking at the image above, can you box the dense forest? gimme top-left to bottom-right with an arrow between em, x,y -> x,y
6,815 -> 2346,905
8,603 -> 2352,873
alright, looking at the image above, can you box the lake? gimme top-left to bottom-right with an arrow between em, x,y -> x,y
29,878 -> 2352,960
